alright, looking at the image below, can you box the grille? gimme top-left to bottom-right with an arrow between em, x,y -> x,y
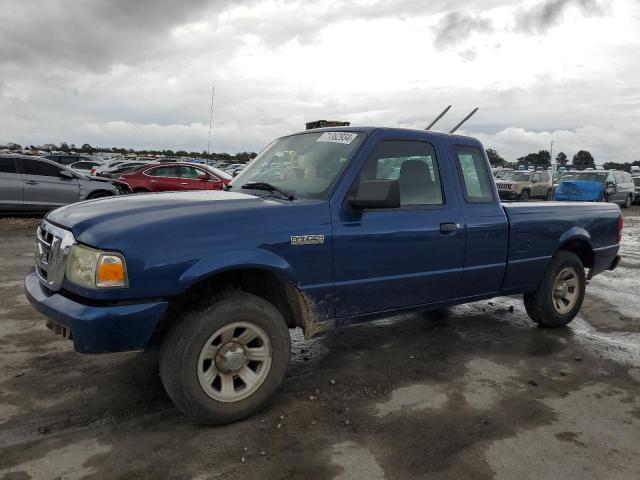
35,221 -> 75,291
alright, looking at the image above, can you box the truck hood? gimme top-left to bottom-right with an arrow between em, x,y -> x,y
46,190 -> 275,246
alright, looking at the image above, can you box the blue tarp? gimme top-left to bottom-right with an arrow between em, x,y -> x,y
554,180 -> 603,202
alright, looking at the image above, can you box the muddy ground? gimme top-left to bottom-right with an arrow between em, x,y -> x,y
1,208 -> 640,480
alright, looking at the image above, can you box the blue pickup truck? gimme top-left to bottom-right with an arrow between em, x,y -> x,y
25,127 -> 622,424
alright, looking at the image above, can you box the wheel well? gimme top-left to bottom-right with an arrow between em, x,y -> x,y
88,190 -> 113,199
559,238 -> 594,269
155,268 -> 317,343
133,187 -> 148,193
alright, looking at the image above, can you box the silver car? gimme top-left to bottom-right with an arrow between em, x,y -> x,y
0,154 -> 130,213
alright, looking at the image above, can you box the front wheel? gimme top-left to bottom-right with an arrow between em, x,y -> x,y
160,292 -> 291,425
545,189 -> 553,201
622,194 -> 632,208
523,251 -> 586,327
520,190 -> 530,201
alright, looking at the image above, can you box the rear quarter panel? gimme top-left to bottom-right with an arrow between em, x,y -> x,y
501,201 -> 620,294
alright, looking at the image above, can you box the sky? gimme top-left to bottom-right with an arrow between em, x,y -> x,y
0,0 -> 639,163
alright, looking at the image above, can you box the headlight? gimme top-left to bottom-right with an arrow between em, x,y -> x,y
65,244 -> 128,288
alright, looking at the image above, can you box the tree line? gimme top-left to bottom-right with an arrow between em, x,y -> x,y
486,148 -> 639,172
0,142 -> 258,163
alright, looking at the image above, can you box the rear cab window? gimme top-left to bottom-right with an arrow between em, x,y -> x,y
453,146 -> 494,203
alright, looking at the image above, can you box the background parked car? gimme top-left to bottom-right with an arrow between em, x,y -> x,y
119,163 -> 231,193
68,159 -> 105,174
0,154 -> 129,213
633,176 -> 640,204
94,161 -> 149,178
224,163 -> 246,176
44,153 -> 104,167
495,170 -> 553,201
556,170 -> 635,207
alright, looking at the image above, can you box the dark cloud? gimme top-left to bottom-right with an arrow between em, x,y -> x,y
515,0 -> 607,34
433,11 -> 492,50
0,0 -> 223,70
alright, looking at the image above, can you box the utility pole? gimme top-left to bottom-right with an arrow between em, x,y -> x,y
550,140 -> 555,173
207,83 -> 215,156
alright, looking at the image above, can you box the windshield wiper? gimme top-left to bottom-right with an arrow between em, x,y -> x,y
240,182 -> 295,200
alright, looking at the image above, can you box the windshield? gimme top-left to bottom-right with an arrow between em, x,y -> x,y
562,172 -> 607,182
230,131 -> 364,198
501,172 -> 531,181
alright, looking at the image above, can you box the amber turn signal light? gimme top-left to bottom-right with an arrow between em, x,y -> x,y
96,254 -> 127,287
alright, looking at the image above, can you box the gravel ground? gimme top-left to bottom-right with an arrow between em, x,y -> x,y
1,207 -> 639,480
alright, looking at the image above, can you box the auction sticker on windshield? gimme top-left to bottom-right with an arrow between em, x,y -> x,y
316,132 -> 358,144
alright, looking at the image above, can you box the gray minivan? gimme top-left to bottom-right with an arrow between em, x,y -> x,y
0,155 -> 129,214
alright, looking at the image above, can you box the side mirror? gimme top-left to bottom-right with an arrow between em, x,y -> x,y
58,170 -> 75,179
197,174 -> 210,180
350,180 -> 400,210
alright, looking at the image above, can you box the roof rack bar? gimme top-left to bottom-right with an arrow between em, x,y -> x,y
425,105 -> 451,130
449,107 -> 478,134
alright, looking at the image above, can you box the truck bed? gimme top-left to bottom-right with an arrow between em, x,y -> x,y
500,201 -> 621,294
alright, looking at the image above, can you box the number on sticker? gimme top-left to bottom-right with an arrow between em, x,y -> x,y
316,132 -> 358,144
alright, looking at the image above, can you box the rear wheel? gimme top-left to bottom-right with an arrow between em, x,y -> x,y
520,190 -> 530,202
622,194 -> 632,208
523,251 -> 586,327
160,292 -> 291,425
545,189 -> 553,201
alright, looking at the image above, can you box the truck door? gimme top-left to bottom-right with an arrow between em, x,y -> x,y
451,144 -> 508,298
331,136 -> 465,318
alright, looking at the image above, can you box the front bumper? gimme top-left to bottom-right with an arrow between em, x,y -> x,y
498,190 -> 520,200
24,268 -> 168,354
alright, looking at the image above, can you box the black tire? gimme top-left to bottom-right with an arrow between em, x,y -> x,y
87,191 -> 112,199
545,189 -> 553,201
133,188 -> 149,193
520,190 -> 530,202
160,291 -> 291,425
622,194 -> 632,209
523,251 -> 586,327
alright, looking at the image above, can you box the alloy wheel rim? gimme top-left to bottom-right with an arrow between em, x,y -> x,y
552,267 -> 579,314
197,321 -> 272,402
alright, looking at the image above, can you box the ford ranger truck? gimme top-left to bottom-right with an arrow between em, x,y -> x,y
24,127 -> 622,425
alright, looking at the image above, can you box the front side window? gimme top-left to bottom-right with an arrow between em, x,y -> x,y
0,157 -> 17,174
230,131 -> 365,198
178,166 -> 204,179
22,159 -> 64,177
454,146 -> 494,203
357,140 -> 443,206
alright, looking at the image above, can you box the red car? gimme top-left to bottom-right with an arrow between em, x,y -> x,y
119,163 -> 231,193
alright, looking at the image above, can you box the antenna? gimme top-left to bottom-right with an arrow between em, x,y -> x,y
425,105 -> 451,130
207,83 -> 215,155
449,107 -> 478,134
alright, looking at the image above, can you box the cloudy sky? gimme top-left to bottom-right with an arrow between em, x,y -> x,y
1,0 -> 639,163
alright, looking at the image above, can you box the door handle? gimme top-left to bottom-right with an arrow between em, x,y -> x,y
440,223 -> 460,234
180,182 -> 188,185
25,180 -> 38,185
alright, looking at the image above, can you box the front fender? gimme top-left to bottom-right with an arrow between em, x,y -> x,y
177,248 -> 295,293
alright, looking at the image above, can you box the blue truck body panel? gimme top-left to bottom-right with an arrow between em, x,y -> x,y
25,126 -> 622,353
